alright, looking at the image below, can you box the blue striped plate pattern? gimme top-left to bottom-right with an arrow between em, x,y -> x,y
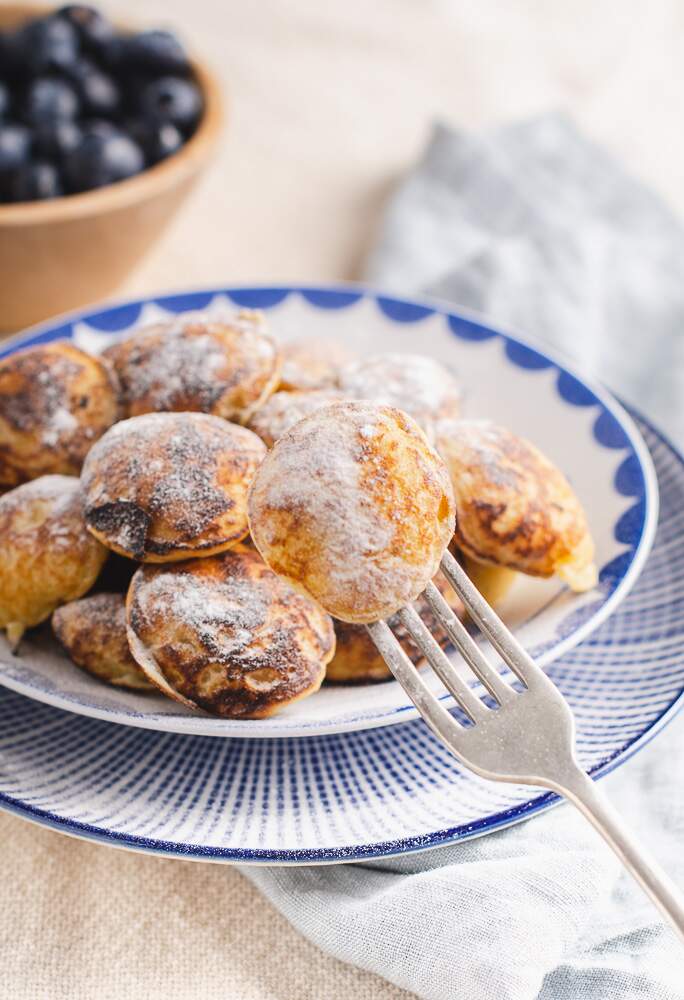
0,414 -> 681,862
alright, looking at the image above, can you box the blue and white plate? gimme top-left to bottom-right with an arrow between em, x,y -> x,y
0,286 -> 658,738
0,413 -> 680,863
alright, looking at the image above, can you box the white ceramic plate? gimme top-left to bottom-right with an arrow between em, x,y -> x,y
0,285 -> 658,737
0,411 -> 679,862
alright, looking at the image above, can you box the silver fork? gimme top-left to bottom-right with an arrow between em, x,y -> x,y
366,549 -> 684,941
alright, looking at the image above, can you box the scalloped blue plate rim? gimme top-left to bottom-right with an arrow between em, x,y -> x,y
0,292 -> 676,862
0,410 -> 681,866
0,284 -> 660,738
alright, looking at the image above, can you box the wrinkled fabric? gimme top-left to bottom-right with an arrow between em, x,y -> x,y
367,115 -> 684,447
243,116 -> 684,999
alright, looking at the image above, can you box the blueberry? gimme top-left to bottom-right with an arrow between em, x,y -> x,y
124,30 -> 190,75
99,34 -> 127,73
0,124 -> 30,174
32,120 -> 82,162
66,57 -> 120,116
56,6 -> 114,52
127,118 -> 183,164
63,129 -> 144,192
24,77 -> 80,126
0,82 -> 9,120
20,16 -> 79,75
80,118 -> 120,138
140,77 -> 202,131
0,31 -> 24,83
8,161 -> 62,201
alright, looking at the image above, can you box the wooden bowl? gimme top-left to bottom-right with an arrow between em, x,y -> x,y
0,5 -> 224,332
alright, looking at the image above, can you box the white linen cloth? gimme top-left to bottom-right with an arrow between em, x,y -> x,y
244,115 -> 684,999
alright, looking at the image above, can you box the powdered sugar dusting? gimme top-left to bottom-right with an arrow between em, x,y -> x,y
279,337 -> 353,391
249,401 -> 452,621
135,570 -> 269,662
41,404 -> 79,447
104,310 -> 277,417
0,474 -> 90,551
2,349 -> 85,448
337,352 -> 461,430
82,412 -> 265,557
247,388 -> 343,447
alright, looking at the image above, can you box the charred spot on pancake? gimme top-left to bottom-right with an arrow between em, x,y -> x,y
85,500 -> 151,560
82,411 -> 267,562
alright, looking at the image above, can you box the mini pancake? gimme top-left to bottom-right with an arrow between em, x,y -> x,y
0,340 -> 121,488
278,337 -> 353,391
327,571 -> 465,683
247,388 -> 343,447
0,475 -> 107,649
126,546 -> 335,718
81,412 -> 267,562
435,419 -> 597,592
53,592 -> 153,691
103,310 -> 281,423
337,352 -> 461,436
248,401 -> 456,623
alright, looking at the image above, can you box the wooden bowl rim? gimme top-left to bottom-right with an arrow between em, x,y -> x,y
0,4 -> 225,226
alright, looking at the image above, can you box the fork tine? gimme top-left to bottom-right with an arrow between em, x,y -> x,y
439,550 -> 540,687
365,620 -> 467,745
396,605 -> 488,722
422,581 -> 515,704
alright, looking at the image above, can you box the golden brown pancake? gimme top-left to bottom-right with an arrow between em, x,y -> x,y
337,352 -> 461,437
81,412 -> 267,562
435,419 -> 597,592
103,310 -> 281,423
126,546 -> 335,718
0,341 -> 121,488
247,388 -> 343,447
278,336 -> 352,392
327,571 -> 465,682
0,475 -> 107,648
53,592 -> 153,691
248,401 -> 455,623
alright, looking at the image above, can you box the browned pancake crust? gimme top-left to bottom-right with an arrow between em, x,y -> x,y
436,420 -> 596,591
0,341 -> 121,488
327,571 -> 465,683
337,352 -> 462,437
81,412 -> 267,562
278,337 -> 352,392
0,475 -> 107,636
103,310 -> 281,423
53,592 -> 153,691
126,546 -> 335,718
247,388 -> 343,447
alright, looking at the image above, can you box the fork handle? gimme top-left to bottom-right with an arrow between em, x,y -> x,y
559,768 -> 684,941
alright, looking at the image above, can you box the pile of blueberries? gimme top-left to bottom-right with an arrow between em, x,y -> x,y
0,5 -> 204,202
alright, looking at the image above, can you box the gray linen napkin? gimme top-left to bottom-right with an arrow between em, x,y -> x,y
243,114 -> 684,999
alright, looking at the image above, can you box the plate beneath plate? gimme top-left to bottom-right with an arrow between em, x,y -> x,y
0,286 -> 658,736
0,413 -> 680,863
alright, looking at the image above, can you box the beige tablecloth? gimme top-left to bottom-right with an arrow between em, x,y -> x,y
3,2 -> 684,996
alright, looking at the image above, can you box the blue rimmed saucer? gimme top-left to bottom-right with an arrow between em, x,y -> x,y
0,286 -> 657,738
0,411 -> 679,863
